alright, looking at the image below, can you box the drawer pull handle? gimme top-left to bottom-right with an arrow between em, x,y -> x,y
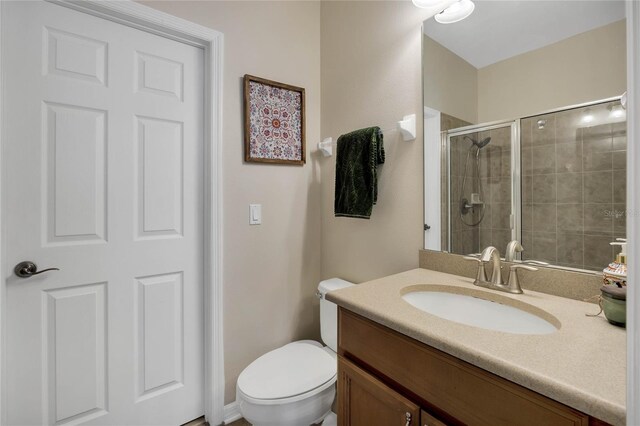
405,412 -> 411,426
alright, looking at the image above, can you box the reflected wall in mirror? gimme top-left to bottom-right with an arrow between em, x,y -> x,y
423,1 -> 627,272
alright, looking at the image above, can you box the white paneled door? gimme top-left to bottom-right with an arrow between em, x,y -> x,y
3,1 -> 205,424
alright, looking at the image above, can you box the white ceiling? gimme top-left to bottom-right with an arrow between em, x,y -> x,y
423,0 -> 626,69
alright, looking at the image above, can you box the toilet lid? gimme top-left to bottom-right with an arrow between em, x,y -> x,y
237,341 -> 336,400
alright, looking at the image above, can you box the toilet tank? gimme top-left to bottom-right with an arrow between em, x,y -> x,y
318,278 -> 354,353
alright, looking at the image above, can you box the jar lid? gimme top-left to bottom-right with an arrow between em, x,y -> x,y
603,262 -> 627,279
601,285 -> 627,301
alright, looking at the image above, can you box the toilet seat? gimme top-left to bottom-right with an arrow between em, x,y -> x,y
236,279 -> 353,425
237,341 -> 337,405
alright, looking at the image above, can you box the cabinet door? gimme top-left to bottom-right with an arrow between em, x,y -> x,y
338,356 -> 420,426
339,309 -> 590,426
421,409 -> 449,426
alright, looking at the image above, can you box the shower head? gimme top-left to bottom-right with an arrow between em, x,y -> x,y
463,135 -> 492,149
475,137 -> 491,149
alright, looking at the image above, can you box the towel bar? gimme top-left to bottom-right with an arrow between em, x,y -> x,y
318,137 -> 333,157
318,113 -> 416,157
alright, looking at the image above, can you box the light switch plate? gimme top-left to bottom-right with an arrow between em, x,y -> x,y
250,204 -> 262,225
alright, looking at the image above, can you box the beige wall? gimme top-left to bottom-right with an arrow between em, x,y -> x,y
141,1 -> 322,404
423,35 -> 478,124
320,2 -> 432,284
477,20 -> 627,122
424,20 -> 627,125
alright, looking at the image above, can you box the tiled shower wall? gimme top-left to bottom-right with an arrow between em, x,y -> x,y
521,100 -> 626,270
449,133 -> 480,254
448,125 -> 513,255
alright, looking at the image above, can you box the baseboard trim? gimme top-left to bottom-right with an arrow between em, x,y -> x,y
182,416 -> 208,426
223,401 -> 242,424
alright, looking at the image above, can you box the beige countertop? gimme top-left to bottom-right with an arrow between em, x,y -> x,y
327,268 -> 626,425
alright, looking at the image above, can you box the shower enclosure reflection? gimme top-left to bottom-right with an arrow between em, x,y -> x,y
458,135 -> 491,226
442,99 -> 626,270
520,100 -> 626,270
446,123 -> 516,255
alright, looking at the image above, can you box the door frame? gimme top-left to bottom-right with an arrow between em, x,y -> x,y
627,2 -> 640,424
0,1 -> 225,424
423,106 -> 441,251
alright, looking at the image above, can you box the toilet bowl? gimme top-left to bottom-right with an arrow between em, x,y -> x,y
236,278 -> 354,426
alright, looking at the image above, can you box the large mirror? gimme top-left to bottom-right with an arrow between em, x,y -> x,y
422,0 -> 627,272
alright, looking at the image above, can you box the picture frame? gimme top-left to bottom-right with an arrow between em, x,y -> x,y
244,74 -> 306,165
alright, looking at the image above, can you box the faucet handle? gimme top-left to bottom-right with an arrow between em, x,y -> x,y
506,264 -> 538,294
511,264 -> 538,272
464,256 -> 488,284
522,260 -> 549,266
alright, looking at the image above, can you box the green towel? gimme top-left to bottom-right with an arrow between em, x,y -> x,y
334,126 -> 385,219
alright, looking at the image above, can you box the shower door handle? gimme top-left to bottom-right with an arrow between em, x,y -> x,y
14,261 -> 60,278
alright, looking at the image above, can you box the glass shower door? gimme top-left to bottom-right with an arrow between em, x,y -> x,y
446,121 -> 520,256
520,99 -> 627,270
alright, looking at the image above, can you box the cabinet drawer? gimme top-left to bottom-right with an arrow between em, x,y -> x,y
338,308 -> 589,426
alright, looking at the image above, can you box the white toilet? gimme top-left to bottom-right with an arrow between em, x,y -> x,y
236,278 -> 354,426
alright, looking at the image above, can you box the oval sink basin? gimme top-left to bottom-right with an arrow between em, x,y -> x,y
402,289 -> 558,335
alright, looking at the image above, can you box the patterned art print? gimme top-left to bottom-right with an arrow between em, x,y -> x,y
244,75 -> 305,165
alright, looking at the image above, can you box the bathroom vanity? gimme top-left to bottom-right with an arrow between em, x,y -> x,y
328,268 -> 626,426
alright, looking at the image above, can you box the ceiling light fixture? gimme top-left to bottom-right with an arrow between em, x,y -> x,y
412,0 -> 447,8
435,0 -> 475,24
581,109 -> 594,124
609,104 -> 625,119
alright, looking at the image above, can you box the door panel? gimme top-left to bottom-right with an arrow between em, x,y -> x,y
3,1 -> 205,424
135,116 -> 184,239
43,283 -> 108,425
45,102 -> 108,245
135,51 -> 184,100
44,27 -> 108,86
135,272 -> 184,401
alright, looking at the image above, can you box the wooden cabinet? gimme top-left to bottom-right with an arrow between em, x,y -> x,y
337,308 -> 608,426
338,357 -> 420,425
421,410 -> 448,426
337,356 -> 453,426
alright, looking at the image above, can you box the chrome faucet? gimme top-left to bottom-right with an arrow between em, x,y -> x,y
480,246 -> 503,285
505,240 -> 550,266
505,240 -> 523,262
464,246 -> 538,294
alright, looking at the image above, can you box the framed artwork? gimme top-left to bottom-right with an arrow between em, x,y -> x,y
244,74 -> 305,165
